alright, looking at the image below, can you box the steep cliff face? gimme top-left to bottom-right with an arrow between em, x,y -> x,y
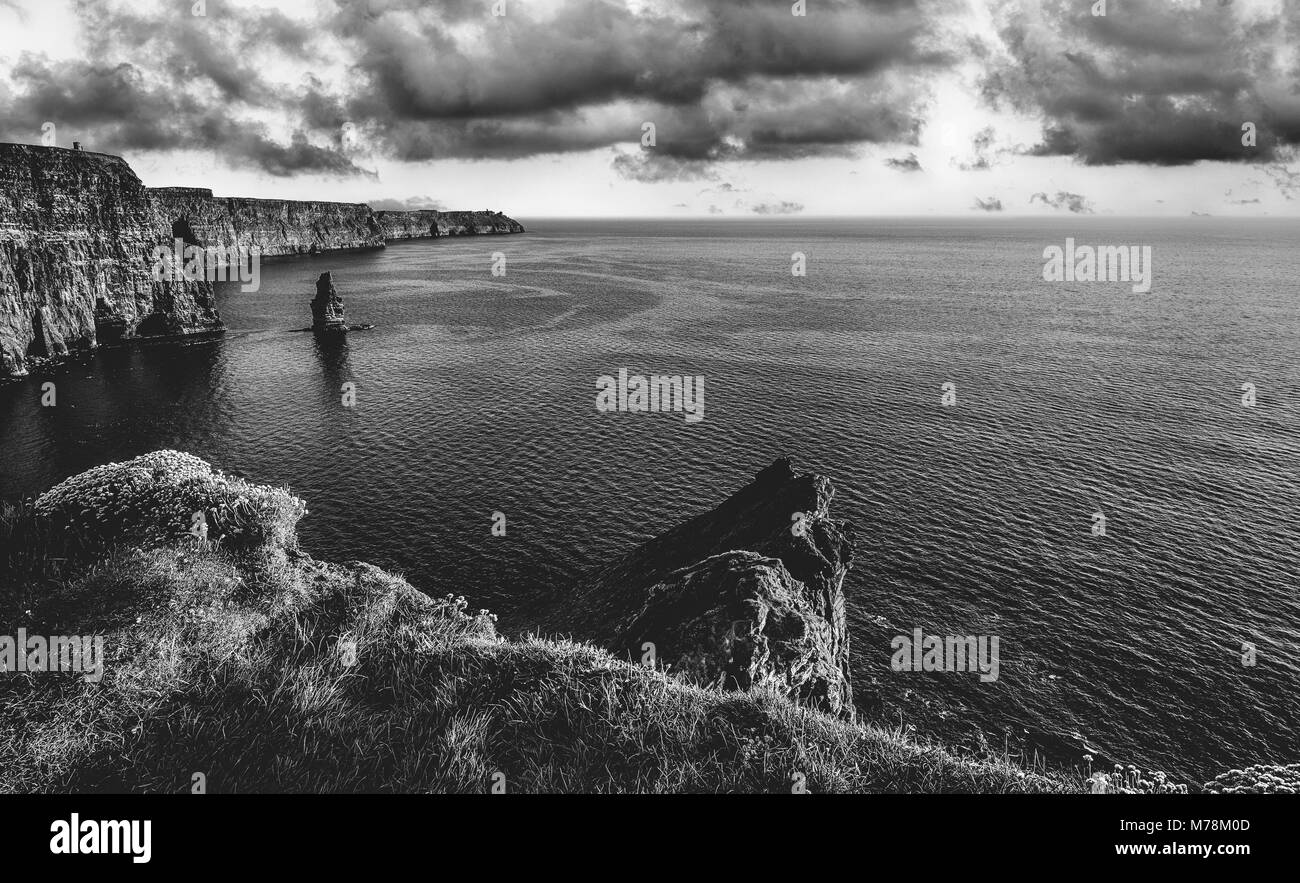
375,209 -> 525,240
150,187 -> 384,257
151,194 -> 526,256
373,209 -> 438,240
0,145 -> 221,377
531,458 -> 856,718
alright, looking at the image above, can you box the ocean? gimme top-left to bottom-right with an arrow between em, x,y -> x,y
2,217 -> 1298,785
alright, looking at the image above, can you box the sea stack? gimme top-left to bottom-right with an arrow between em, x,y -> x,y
311,272 -> 346,332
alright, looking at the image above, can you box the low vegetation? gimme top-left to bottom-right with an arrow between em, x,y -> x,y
2,451 -> 1079,793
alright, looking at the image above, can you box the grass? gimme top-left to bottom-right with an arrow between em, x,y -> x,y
0,452 -> 1082,793
0,539 -> 1076,793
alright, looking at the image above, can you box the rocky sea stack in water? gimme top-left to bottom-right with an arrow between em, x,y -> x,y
311,272 -> 347,332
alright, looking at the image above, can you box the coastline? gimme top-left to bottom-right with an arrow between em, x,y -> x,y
0,142 -> 524,379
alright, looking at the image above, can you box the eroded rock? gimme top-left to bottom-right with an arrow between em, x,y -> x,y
617,550 -> 854,718
532,457 -> 856,718
311,272 -> 347,331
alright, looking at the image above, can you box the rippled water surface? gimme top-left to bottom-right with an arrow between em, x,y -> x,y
3,217 -> 1299,783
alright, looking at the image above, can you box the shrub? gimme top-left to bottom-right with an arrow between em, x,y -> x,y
1204,763 -> 1300,794
32,450 -> 307,555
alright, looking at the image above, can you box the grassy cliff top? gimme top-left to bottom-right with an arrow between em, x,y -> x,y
2,450 -> 1079,793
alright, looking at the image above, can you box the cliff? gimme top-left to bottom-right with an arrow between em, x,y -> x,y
530,458 -> 856,718
0,144 -> 221,377
0,451 -> 1065,793
148,191 -> 526,258
0,143 -> 526,377
149,187 -> 384,257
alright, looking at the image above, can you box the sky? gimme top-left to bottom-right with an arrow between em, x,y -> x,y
0,0 -> 1297,217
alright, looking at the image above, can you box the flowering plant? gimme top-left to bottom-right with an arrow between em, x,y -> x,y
34,450 -> 307,553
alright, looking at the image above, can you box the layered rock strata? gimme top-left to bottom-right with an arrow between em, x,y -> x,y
311,272 -> 346,331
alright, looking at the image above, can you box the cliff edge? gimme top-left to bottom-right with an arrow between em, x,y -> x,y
0,451 -> 1064,793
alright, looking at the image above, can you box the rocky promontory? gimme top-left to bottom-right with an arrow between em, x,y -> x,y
532,458 -> 856,718
0,143 -> 525,378
374,209 -> 525,240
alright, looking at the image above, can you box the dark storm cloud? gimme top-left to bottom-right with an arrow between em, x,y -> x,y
0,1 -> 371,177
345,0 -> 937,168
0,0 -> 950,176
973,196 -> 1003,211
981,0 -> 1300,166
336,0 -> 950,120
3,0 -> 1295,180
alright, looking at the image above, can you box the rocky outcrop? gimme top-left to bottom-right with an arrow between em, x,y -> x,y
617,550 -> 855,718
374,209 -> 525,240
0,144 -> 222,377
533,457 -> 856,717
311,272 -> 346,331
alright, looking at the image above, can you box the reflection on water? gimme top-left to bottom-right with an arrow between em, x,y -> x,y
310,330 -> 352,409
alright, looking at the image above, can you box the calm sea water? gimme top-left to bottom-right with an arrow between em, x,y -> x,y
3,217 -> 1299,784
